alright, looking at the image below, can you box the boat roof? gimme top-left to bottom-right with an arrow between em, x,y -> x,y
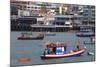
46,42 -> 65,47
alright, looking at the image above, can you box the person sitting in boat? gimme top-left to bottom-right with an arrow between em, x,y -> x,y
48,48 -> 54,54
76,45 -> 80,50
47,43 -> 55,54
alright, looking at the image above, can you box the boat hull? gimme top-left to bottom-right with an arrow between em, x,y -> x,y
84,42 -> 95,44
40,48 -> 85,59
45,34 -> 56,36
17,36 -> 44,40
76,34 -> 95,37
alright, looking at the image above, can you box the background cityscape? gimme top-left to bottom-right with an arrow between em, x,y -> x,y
10,1 -> 95,66
11,1 -> 95,32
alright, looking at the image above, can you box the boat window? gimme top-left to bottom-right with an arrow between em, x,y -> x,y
55,47 -> 65,55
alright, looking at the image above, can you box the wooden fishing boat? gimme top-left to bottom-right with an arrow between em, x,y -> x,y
17,32 -> 44,40
40,40 -> 86,59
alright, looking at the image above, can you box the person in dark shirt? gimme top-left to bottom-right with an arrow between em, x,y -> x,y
76,39 -> 81,50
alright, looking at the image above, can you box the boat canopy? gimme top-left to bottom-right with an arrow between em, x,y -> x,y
46,42 -> 65,47
44,42 -> 67,54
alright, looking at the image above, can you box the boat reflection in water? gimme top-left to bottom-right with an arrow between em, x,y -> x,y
40,39 -> 86,59
17,32 -> 44,40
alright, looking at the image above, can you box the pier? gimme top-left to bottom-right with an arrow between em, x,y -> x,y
11,24 -> 95,32
31,25 -> 73,32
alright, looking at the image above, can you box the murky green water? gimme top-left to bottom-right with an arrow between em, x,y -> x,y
10,32 -> 95,66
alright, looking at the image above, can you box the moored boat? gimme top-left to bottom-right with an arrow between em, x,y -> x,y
17,32 -> 44,40
40,40 -> 86,59
76,32 -> 95,37
83,42 -> 95,44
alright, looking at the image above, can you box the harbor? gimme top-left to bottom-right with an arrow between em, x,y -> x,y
10,32 -> 95,66
10,1 -> 95,67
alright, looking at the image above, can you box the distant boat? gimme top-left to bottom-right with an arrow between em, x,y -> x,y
17,32 -> 44,40
79,29 -> 93,32
87,52 -> 94,56
76,32 -> 95,37
44,32 -> 56,36
83,42 -> 95,44
40,40 -> 85,59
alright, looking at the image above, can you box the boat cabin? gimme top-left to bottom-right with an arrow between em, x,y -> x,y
44,42 -> 67,55
20,32 -> 33,37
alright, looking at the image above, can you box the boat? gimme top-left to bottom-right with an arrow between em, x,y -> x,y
44,32 -> 56,36
40,40 -> 85,59
87,52 -> 94,56
83,42 -> 95,44
17,32 -> 44,40
76,32 -> 95,37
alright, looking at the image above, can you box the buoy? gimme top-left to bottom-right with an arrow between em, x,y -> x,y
17,57 -> 31,62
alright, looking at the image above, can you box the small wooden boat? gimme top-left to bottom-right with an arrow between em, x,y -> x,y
17,32 -> 44,40
40,40 -> 85,59
76,32 -> 95,37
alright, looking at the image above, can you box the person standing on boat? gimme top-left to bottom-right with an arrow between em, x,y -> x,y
43,48 -> 48,56
76,39 -> 81,50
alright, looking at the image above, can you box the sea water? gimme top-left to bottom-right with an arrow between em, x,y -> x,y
10,32 -> 95,66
